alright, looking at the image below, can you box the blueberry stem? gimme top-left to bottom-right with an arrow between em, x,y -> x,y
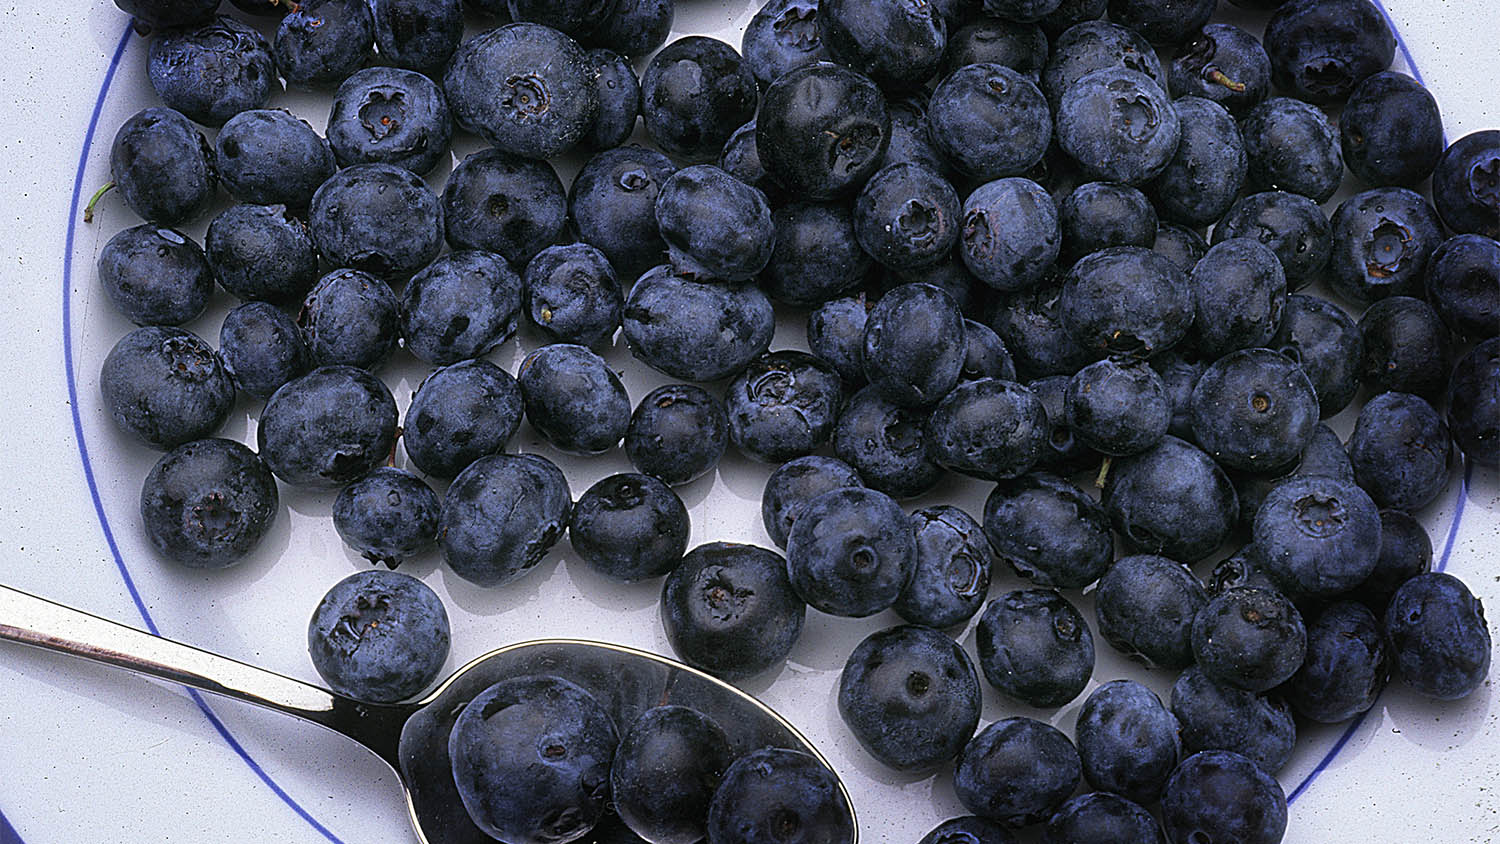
1207,69 -> 1247,93
1094,456 -> 1113,489
82,181 -> 115,224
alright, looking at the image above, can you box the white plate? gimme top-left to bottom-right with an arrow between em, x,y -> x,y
0,1 -> 1497,842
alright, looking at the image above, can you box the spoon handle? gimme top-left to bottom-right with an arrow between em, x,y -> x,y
0,583 -> 410,763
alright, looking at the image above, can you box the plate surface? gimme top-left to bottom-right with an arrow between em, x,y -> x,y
0,2 -> 1496,842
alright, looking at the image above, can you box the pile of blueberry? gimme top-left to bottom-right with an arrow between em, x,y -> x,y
96,0 -> 1497,840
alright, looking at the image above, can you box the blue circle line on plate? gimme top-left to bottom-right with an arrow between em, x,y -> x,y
60,22 -> 347,844
0,804 -> 25,844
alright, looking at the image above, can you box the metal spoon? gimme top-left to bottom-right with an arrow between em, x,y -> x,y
0,583 -> 859,843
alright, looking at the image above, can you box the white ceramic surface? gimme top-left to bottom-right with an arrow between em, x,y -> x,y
0,2 -> 1496,842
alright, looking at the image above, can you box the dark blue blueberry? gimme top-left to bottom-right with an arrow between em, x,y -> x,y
101,326 -> 234,450
1264,0 -> 1394,104
786,486 -> 915,617
726,351 -> 843,463
108,107 -> 215,225
656,165 -> 774,282
895,506 -> 991,629
761,456 -> 863,549
885,256 -> 983,316
958,177 -> 1060,292
1064,358 -> 1169,456
226,0 -> 294,17
719,120 -> 782,202
1448,338 -> 1500,468
1214,190 -> 1330,289
1189,348 -> 1318,473
148,17 -> 275,127
370,0 -> 462,74
756,63 -> 889,201
584,49 -> 640,151
1170,664 -> 1295,773
1349,391 -> 1453,512
505,0 -> 609,37
307,569 -> 449,702
611,706 -> 730,844
640,37 -> 756,161
943,18 -> 1048,79
216,109 -> 334,208
299,269 -> 400,370
439,453 -> 571,587
926,378 -> 1046,479
1040,20 -> 1164,107
522,244 -> 621,348
983,471 -> 1111,588
586,0 -> 673,57
1106,0 -> 1213,44
1352,508 -> 1432,612
817,0 -> 946,89
1385,572 -> 1492,700
1060,246 -> 1192,358
569,146 -> 677,282
1162,751 -> 1287,844
1329,187 -> 1444,303
204,204 -> 319,305
706,748 -> 854,844
1056,68 -> 1179,186
1148,97 -> 1246,230
139,437 -> 278,568
1043,793 -> 1165,844
761,203 -> 871,307
518,344 -> 630,455
1286,600 -> 1387,723
1094,553 -> 1206,669
1189,238 -> 1287,360
1027,375 -> 1098,472
1192,586 -> 1307,693
570,473 -> 688,581
983,0 -> 1061,24
114,0 -> 218,28
401,250 -> 522,366
987,275 -> 1099,378
625,384 -> 729,486
838,624 -> 981,771
1210,547 -> 1281,599
1432,130 -> 1500,239
332,468 -> 440,567
445,23 -> 597,160
1293,421 -> 1355,482
833,384 -> 943,499
403,359 -> 522,478
1340,71 -> 1443,187
1151,352 -> 1204,440
1168,23 -> 1270,113
1239,97 -> 1343,204
326,67 -> 452,176
1107,435 -> 1238,562
309,163 -> 444,281
449,675 -> 615,842
1426,234 -> 1500,340
862,282 -> 966,407
954,717 -> 1081,826
621,266 -> 775,382
928,64 -> 1050,183
442,148 -> 566,266
660,542 -> 805,679
882,97 -> 948,174
854,163 -> 961,271
1074,679 -> 1180,804
274,0 -> 374,89
258,366 -> 397,487
1357,296 -> 1451,398
961,320 -> 1016,382
218,301 -> 309,399
975,589 -> 1093,708
741,0 -> 830,87
1059,180 -> 1155,266
1152,222 -> 1208,275
918,816 -> 1015,844
1252,474 -> 1381,598
1269,293 -> 1362,418
97,225 -> 212,326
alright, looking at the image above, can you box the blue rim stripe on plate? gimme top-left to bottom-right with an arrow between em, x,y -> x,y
0,805 -> 25,844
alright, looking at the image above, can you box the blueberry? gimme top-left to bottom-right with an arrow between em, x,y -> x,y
706,748 -> 854,844
569,146 -> 677,282
100,326 -> 234,450
862,282 -> 967,407
1060,246 -> 1192,359
853,164 -> 961,271
257,366 -> 397,487
757,62 -> 889,200
928,64 -> 1051,182
1252,474 -> 1381,598
725,351 -> 843,463
1168,23 -> 1270,113
449,675 -> 616,843
1357,296 -> 1452,398
718,120 -> 781,201
1385,572 -> 1492,700
984,0 -> 1061,24
1152,223 -> 1208,275
518,344 -> 631,455
583,49 -> 641,151
332,468 -> 439,567
1058,180 -> 1156,266
817,0 -> 946,90
987,275 -> 1099,378
403,359 -> 522,478
1329,187 -> 1445,303
204,204 -> 320,305
1239,96 -> 1343,204
625,384 -> 729,486
1112,440 -> 1239,565
660,542 -> 805,679
1263,0 -> 1394,104
1425,234 -> 1500,340
975,589 -> 1093,708
1149,352 -> 1203,440
958,177 -> 1060,292
505,0 -> 611,36
1214,190 -> 1330,289
307,569 -> 449,705
1189,238 -> 1288,360
140,438 -> 278,568
1190,348 -> 1319,474
882,97 -> 949,174
761,203 -> 873,306
218,301 -> 309,400
326,66 -> 452,176
1162,750 -> 1287,844
1043,792 -> 1165,844
108,107 -> 216,225
1286,600 -> 1388,723
587,0 -> 674,57
445,23 -> 598,160
148,16 -> 275,126
742,0 -> 830,87
1169,664 -> 1295,773
1293,421 -> 1356,482
97,225 -> 213,326
570,473 -> 689,581
1075,679 -> 1180,804
442,149 -> 566,266
917,816 -> 1015,844
786,486 -> 915,617
1447,338 -> 1500,467
1192,586 -> 1307,693
1106,0 -> 1214,45
401,251 -> 522,366
640,37 -> 757,161
1148,97 -> 1246,230
621,266 -> 775,382
1268,293 -> 1362,418
833,384 -> 944,499
1340,71 -> 1444,187
1040,20 -> 1164,108
885,256 -> 984,316
611,706 -> 731,844
1094,554 -> 1207,669
1063,358 -> 1169,456
1432,130 -> 1500,239
1349,391 -> 1453,512
274,0 -> 375,89
1027,375 -> 1099,473
114,0 -> 218,28
894,506 -> 992,629
760,456 -> 863,550
1056,68 -> 1179,186
216,109 -> 335,208
943,19 -> 1048,79
954,717 -> 1081,826
308,163 -> 444,281
1352,508 -> 1432,613
839,624 -> 981,771
439,453 -> 571,587
522,244 -> 621,348
299,269 -> 400,370
656,165 -> 775,282
925,378 -> 1046,479
982,472 -> 1111,589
